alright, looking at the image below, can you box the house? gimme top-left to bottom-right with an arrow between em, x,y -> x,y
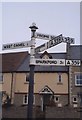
67,45 -> 82,108
0,45 -> 82,118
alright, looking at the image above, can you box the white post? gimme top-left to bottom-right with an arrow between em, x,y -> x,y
28,23 -> 38,118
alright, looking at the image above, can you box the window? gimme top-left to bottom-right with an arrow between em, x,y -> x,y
58,73 -> 62,83
73,97 -> 77,103
23,94 -> 35,105
0,73 -> 3,83
59,75 -> 62,82
26,75 -> 29,82
55,97 -> 59,102
25,74 -> 29,83
75,73 -> 82,86
42,55 -> 49,59
23,95 -> 28,104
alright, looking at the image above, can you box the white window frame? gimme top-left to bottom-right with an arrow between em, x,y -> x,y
0,73 -> 3,84
54,96 -> 59,103
23,94 -> 35,105
42,55 -> 49,59
33,95 -> 35,105
72,95 -> 78,103
75,72 -> 82,86
23,94 -> 28,105
24,73 -> 29,84
58,73 -> 62,83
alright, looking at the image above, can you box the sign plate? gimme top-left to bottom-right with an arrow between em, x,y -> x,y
35,34 -> 63,53
2,40 -> 32,50
30,59 -> 65,66
36,32 -> 74,44
30,58 -> 81,66
66,60 -> 81,66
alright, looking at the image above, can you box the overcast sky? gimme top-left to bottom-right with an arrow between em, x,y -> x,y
0,1 -> 80,53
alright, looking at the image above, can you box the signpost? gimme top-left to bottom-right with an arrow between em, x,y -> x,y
66,60 -> 81,66
30,58 -> 65,66
2,40 -> 32,50
35,34 -> 63,53
35,33 -> 75,53
27,23 -> 38,119
30,58 -> 81,66
36,32 -> 74,44
2,23 -> 81,119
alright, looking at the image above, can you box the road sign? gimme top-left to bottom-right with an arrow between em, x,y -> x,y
30,58 -> 65,66
66,60 -> 81,66
2,40 -> 32,50
35,34 -> 63,53
30,58 -> 81,66
35,32 -> 51,40
35,32 -> 74,44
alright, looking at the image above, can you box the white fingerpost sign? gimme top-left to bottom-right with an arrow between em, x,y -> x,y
66,60 -> 81,66
2,40 -> 32,50
30,59 -> 81,66
35,34 -> 63,53
36,32 -> 74,44
30,58 -> 65,66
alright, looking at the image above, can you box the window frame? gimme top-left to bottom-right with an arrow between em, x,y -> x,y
54,96 -> 59,103
0,73 -> 3,84
73,96 -> 78,103
75,72 -> 82,86
23,94 -> 35,105
24,73 -> 29,84
58,73 -> 62,83
23,94 -> 28,105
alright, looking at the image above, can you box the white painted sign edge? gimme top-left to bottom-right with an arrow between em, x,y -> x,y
35,32 -> 74,44
2,40 -> 32,50
35,34 -> 63,53
30,58 -> 81,66
66,60 -> 81,66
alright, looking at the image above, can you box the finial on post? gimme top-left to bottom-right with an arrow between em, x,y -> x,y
29,22 -> 38,31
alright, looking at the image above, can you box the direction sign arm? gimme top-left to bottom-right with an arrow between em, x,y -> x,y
2,40 -> 32,50
62,37 -> 74,44
35,34 -> 63,53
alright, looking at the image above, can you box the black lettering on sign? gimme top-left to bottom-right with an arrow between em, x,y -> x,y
51,36 -> 55,40
60,61 -> 63,64
71,60 -> 80,65
71,60 -> 75,65
67,60 -> 71,65
4,46 -> 7,49
54,61 -> 57,64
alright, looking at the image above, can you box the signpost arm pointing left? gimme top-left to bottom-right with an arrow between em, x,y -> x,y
2,40 -> 32,50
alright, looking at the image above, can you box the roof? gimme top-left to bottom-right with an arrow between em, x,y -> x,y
70,45 -> 82,60
1,45 -> 82,73
17,52 -> 68,72
1,51 -> 28,72
17,45 -> 82,72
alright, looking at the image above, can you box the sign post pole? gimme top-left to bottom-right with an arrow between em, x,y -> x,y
27,23 -> 38,119
66,43 -> 71,105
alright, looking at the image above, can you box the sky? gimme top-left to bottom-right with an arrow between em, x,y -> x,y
0,1 -> 81,53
